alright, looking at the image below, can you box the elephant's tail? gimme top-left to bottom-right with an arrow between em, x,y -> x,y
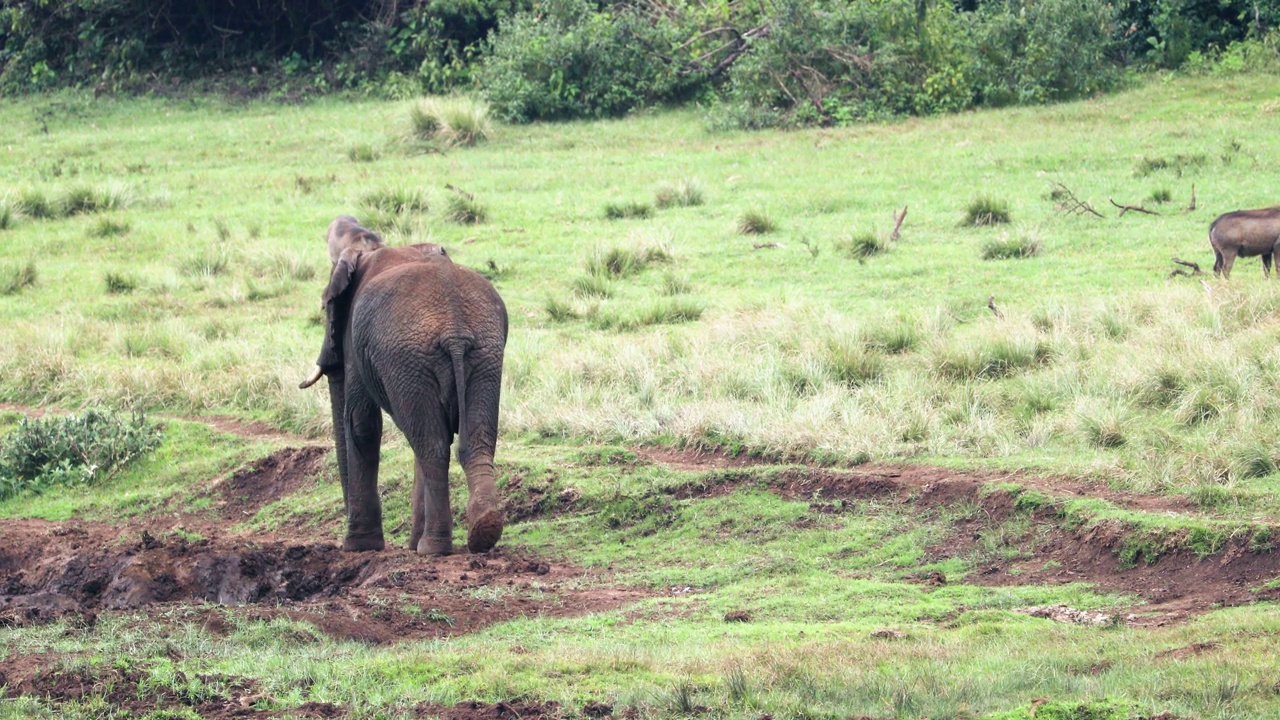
444,338 -> 472,465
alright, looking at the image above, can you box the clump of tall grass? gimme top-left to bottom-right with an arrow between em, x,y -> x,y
445,188 -> 487,224
103,271 -> 139,294
571,274 -> 615,299
411,96 -> 492,146
88,216 -> 130,238
544,295 -> 579,322
0,196 -> 14,229
662,272 -> 692,296
17,188 -> 55,219
584,240 -> 673,278
0,260 -> 37,295
736,209 -> 776,234
824,337 -> 885,387
930,329 -> 1051,380
348,143 -> 380,162
604,201 -> 653,220
262,251 -> 317,282
862,318 -> 920,354
59,183 -> 132,216
965,196 -> 1011,226
360,186 -> 430,232
1076,402 -> 1130,448
654,179 -> 705,209
981,231 -> 1042,260
592,298 -> 705,330
1148,187 -> 1173,204
179,248 -> 230,277
839,232 -> 889,259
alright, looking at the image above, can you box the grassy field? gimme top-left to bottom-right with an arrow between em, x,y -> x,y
1,74 -> 1280,719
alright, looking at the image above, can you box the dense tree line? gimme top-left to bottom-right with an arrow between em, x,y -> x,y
2,0 -> 1278,125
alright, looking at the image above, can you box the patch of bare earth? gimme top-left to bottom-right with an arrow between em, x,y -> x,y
0,446 -> 646,643
638,447 -> 1280,625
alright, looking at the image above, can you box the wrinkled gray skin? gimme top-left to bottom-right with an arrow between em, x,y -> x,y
317,243 -> 508,555
1210,207 -> 1280,278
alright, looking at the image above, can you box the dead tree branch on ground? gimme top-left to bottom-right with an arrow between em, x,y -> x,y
1050,182 -> 1103,218
890,206 -> 907,242
1109,198 -> 1160,217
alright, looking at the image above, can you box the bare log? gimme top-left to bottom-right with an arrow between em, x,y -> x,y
890,206 -> 907,242
1109,198 -> 1160,217
1171,257 -> 1202,274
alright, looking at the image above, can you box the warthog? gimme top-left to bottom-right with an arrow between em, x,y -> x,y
1210,206 -> 1280,278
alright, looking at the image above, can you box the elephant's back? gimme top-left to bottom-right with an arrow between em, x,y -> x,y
352,258 -> 506,353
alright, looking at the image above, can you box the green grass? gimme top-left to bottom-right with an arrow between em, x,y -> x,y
965,196 -> 1012,226
0,81 -> 1279,720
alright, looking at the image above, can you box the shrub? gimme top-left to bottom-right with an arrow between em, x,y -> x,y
655,179 -> 705,209
0,260 -> 37,294
571,274 -> 614,299
412,96 -> 492,146
445,188 -> 487,224
604,201 -> 654,220
104,271 -> 139,294
965,197 -> 1011,226
89,217 -> 130,238
736,209 -> 776,235
0,409 -> 163,500
981,232 -> 1041,259
478,0 -> 694,122
840,232 -> 889,258
585,242 -> 672,277
348,143 -> 380,162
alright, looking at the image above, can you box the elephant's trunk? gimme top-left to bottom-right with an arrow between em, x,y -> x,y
327,371 -> 350,508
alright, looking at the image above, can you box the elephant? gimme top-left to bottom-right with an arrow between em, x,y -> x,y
301,239 -> 508,555
301,216 -> 443,387
1210,206 -> 1280,279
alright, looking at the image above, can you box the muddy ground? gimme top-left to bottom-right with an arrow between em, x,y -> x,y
641,447 -> 1280,625
1,430 -> 1278,717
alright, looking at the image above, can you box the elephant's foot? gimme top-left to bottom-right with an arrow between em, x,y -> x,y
416,534 -> 453,556
466,509 -> 504,554
342,533 -> 385,552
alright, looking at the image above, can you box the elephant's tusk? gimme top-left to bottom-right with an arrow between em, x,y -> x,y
298,365 -> 323,389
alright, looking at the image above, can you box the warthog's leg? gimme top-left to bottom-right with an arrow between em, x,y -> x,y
1213,248 -> 1225,276
1220,247 -> 1239,279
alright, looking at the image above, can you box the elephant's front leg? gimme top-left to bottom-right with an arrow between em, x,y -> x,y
409,456 -> 453,555
343,390 -> 385,551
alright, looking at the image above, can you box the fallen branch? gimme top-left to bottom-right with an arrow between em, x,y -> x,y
752,242 -> 783,250
1171,257 -> 1201,274
1109,198 -> 1160,217
1050,182 -> 1103,218
889,205 -> 907,242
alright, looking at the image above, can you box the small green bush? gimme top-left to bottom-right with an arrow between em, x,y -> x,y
981,233 -> 1041,259
89,217 -> 130,238
348,143 -> 380,162
966,197 -> 1011,226
104,271 -> 139,294
445,190 -> 487,224
412,96 -> 492,146
736,209 -> 776,235
655,179 -> 705,209
604,201 -> 654,220
0,260 -> 37,295
840,232 -> 889,258
0,409 -> 163,500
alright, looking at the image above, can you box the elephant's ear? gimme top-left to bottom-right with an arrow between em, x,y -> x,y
323,248 -> 362,307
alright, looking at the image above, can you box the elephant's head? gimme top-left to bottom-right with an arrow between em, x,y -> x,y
299,242 -> 450,390
326,215 -> 384,265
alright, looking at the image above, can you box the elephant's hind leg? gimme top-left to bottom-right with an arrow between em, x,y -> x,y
459,366 -> 505,554
409,455 -> 453,555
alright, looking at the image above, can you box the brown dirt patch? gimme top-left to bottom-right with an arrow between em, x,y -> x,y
0,653 -> 322,718
217,446 -> 330,518
0,517 -> 647,643
639,447 -> 1280,625
412,700 -> 566,720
